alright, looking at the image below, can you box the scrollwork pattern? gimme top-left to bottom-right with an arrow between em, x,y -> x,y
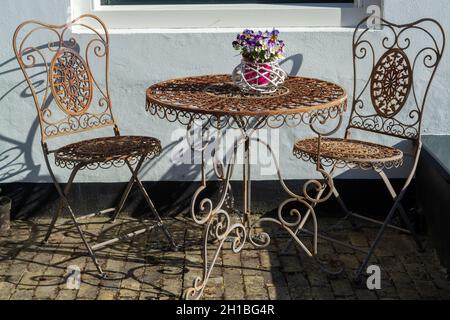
146,100 -> 346,130
184,209 -> 247,300
348,17 -> 445,140
50,48 -> 93,116
13,14 -> 116,142
53,136 -> 161,170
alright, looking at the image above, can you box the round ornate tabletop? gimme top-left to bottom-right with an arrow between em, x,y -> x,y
146,74 -> 347,125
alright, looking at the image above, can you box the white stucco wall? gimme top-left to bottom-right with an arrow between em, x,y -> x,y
0,0 -> 449,183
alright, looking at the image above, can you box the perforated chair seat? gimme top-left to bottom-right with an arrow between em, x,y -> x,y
54,136 -> 161,168
293,137 -> 403,169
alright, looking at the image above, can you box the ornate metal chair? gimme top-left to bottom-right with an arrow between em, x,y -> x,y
290,17 -> 445,280
13,14 -> 177,277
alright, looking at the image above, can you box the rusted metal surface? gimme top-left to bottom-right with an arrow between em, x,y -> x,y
54,136 -> 161,169
348,18 -> 445,141
13,14 -> 117,141
146,74 -> 347,120
13,14 -> 177,277
293,137 -> 404,170
289,17 -> 446,283
49,48 -> 94,116
146,73 -> 348,299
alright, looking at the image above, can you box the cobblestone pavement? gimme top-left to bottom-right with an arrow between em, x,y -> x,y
0,214 -> 449,300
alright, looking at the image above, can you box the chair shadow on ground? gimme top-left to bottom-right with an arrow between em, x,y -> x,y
0,214 -> 293,299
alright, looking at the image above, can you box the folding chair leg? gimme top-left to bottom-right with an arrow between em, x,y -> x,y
66,202 -> 105,276
355,195 -> 402,281
134,176 -> 178,250
44,158 -> 105,276
125,160 -> 178,250
110,175 -> 135,223
43,199 -> 63,243
43,165 -> 80,243
378,170 -> 423,251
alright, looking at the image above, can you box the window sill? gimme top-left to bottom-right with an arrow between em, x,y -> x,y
72,0 -> 382,29
72,25 -> 369,34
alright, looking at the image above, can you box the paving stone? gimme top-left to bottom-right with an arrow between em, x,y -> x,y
7,262 -> 28,278
1,215 -> 449,300
374,242 -> 396,257
286,273 -> 312,299
376,283 -> 398,299
404,263 -> 432,281
241,257 -> 262,276
379,256 -> 406,273
267,286 -> 290,300
414,280 -> 440,299
262,269 -> 287,287
279,255 -> 302,273
306,270 -> 329,287
396,283 -> 420,300
349,233 -> 369,248
76,283 -> 99,299
162,275 -> 183,299
34,285 -> 58,299
223,252 -> 242,268
330,279 -> 354,297
55,289 -> 78,300
290,286 -> 313,300
97,289 -> 118,300
0,282 -> 15,300
203,277 -> 224,299
223,274 -> 245,300
355,289 -> 378,300
29,252 -> 53,272
438,288 -> 450,300
121,278 -> 142,291
311,286 -> 335,300
259,251 -> 280,268
244,275 -> 267,298
223,268 -> 242,285
0,262 -> 12,274
333,241 -> 355,254
19,271 -> 44,287
119,289 -> 139,300
389,272 -> 412,285
246,295 -> 269,300
399,252 -> 422,265
139,289 -> 159,300
338,254 -> 361,270
10,288 -> 35,300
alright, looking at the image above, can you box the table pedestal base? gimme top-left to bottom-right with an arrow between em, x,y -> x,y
183,132 -> 343,300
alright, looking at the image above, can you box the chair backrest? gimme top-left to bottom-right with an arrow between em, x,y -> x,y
346,17 -> 445,141
13,14 -> 118,147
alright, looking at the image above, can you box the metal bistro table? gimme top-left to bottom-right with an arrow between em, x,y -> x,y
146,74 -> 347,299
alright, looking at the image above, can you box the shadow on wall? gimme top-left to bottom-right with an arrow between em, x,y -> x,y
0,52 -> 57,219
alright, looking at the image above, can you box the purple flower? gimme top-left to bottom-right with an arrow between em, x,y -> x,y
232,28 -> 285,63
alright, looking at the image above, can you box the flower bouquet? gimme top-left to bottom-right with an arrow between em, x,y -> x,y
231,29 -> 287,94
